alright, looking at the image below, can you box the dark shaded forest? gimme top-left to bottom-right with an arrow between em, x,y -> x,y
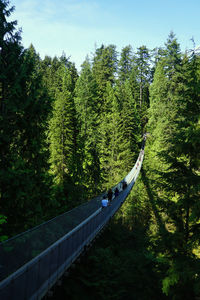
0,1 -> 200,299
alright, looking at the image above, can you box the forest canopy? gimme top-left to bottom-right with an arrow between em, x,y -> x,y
0,1 -> 200,299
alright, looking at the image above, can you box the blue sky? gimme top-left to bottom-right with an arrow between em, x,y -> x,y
10,0 -> 200,71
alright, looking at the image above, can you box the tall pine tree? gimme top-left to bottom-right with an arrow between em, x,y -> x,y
147,34 -> 200,298
74,58 -> 101,195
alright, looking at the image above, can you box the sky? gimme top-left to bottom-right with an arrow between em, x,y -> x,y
10,0 -> 200,71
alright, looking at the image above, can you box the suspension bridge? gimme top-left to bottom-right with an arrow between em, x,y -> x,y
0,140 -> 145,300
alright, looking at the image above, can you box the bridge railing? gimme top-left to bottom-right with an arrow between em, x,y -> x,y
0,148 -> 144,300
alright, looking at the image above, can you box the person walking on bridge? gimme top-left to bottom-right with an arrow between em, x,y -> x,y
114,187 -> 119,197
102,195 -> 109,208
107,188 -> 113,202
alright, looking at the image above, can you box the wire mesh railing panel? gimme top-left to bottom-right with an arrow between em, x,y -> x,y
0,198 -> 99,281
25,260 -> 40,299
11,267 -> 27,300
37,253 -> 51,293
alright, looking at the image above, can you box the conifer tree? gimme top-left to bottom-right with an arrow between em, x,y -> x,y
158,53 -> 200,298
40,55 -> 60,99
116,79 -> 141,171
0,0 -> 23,204
135,45 -> 151,109
12,45 -> 52,228
99,82 -> 123,187
0,1 -> 35,232
92,44 -> 118,103
41,54 -> 78,101
0,1 -> 52,233
48,64 -> 77,186
74,59 -> 101,194
118,45 -> 133,82
164,31 -> 182,78
147,34 -> 200,298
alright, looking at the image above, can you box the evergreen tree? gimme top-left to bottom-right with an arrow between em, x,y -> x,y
48,64 -> 77,185
164,31 -> 182,78
148,32 -> 182,169
118,45 -> 133,82
0,2 -> 53,233
99,82 -> 123,187
147,34 -> 200,298
119,79 -> 141,169
135,45 -> 151,109
12,45 -> 52,229
0,0 -> 23,212
92,44 -> 118,102
74,59 -> 101,195
41,54 -> 78,100
158,53 -> 200,299
0,2 -> 52,233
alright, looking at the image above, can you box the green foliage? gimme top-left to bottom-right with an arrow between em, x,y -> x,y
48,65 -> 74,182
2,6 -> 199,298
0,2 -> 52,235
92,44 -> 117,100
98,82 -> 124,187
74,59 -> 101,194
0,214 -> 8,242
147,33 -> 200,298
135,45 -> 151,109
118,45 -> 134,82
